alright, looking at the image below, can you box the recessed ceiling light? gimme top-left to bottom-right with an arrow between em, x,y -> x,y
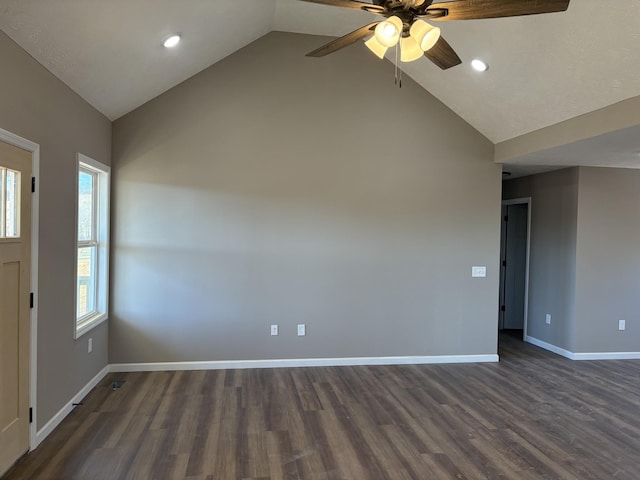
471,59 -> 488,72
163,35 -> 181,48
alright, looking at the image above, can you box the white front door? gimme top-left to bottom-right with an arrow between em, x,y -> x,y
0,139 -> 32,476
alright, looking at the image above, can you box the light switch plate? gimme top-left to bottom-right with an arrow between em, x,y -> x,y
472,266 -> 487,278
297,324 -> 306,336
619,319 -> 626,331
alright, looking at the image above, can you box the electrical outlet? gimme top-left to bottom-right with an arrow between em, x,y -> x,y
271,325 -> 278,336
619,319 -> 626,331
545,314 -> 551,325
297,324 -> 306,336
472,266 -> 487,278
88,338 -> 93,353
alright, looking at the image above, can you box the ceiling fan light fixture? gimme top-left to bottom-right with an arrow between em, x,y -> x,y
410,20 -> 441,52
400,36 -> 423,63
374,16 -> 403,47
365,36 -> 388,59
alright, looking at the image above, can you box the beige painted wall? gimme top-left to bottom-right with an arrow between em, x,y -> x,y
0,32 -> 111,428
502,168 -> 579,351
110,32 -> 502,363
504,166 -> 640,355
574,167 -> 640,352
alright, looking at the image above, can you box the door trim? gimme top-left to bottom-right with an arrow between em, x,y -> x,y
501,197 -> 531,340
0,127 -> 39,450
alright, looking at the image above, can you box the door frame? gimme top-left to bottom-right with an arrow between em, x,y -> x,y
0,127 -> 39,450
500,197 -> 531,340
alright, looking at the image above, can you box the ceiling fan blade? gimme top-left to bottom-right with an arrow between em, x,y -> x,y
306,22 -> 378,57
423,36 -> 462,69
298,0 -> 384,12
427,0 -> 570,21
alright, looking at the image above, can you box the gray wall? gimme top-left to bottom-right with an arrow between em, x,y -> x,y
110,32 -> 501,363
574,167 -> 640,353
502,168 -> 579,351
0,31 -> 111,428
504,166 -> 640,355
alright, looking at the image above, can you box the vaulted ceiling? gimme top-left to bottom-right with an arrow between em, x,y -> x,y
1,0 -> 639,173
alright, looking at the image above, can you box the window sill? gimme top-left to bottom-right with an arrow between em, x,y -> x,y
75,312 -> 108,339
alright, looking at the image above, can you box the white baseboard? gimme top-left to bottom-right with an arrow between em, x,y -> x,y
110,353 -> 499,373
33,365 -> 110,449
525,335 -> 640,361
571,351 -> 640,361
525,335 -> 574,359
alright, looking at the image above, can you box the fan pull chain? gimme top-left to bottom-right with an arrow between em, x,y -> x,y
394,43 -> 402,88
394,43 -> 398,86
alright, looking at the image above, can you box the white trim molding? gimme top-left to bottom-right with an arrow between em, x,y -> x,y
0,127 -> 40,451
572,352 -> 640,361
526,335 -> 640,361
525,335 -> 574,359
110,354 -> 499,373
34,366 -> 109,449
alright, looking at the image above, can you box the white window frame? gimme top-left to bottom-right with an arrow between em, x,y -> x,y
75,153 -> 110,339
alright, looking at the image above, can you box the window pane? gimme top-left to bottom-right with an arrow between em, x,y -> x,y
5,169 -> 20,238
78,170 -> 95,242
77,246 -> 97,318
75,156 -> 110,334
0,167 -> 5,237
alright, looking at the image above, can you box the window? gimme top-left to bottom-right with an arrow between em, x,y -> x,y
1,167 -> 21,238
75,154 -> 110,338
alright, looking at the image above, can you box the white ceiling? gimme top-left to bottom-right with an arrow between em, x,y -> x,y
1,0 -> 639,172
0,0 -> 277,120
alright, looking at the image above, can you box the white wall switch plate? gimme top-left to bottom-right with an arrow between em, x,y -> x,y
88,338 -> 93,353
271,325 -> 278,336
619,319 -> 626,331
545,314 -> 551,325
472,266 -> 487,278
297,324 -> 306,336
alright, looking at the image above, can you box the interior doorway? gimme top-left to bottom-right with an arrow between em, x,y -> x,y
498,198 -> 531,340
0,139 -> 32,476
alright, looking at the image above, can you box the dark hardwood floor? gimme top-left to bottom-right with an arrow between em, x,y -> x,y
5,333 -> 640,479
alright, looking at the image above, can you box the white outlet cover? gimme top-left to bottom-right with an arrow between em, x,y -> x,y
619,319 -> 626,331
271,325 -> 278,336
297,324 -> 306,336
545,314 -> 551,325
472,266 -> 487,278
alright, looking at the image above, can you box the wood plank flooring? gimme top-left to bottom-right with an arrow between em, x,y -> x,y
4,332 -> 640,479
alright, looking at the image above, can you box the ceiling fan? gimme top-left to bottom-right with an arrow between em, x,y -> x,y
302,0 -> 571,69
